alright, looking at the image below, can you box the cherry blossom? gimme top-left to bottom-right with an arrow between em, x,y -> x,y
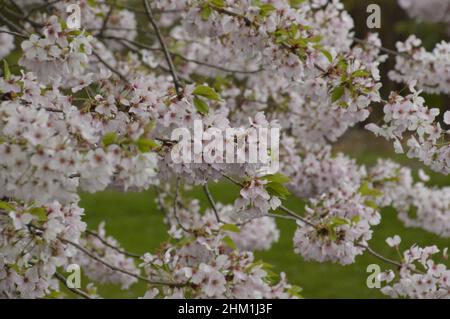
0,0 -> 448,300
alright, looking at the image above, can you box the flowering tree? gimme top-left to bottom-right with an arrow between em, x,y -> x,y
0,0 -> 449,299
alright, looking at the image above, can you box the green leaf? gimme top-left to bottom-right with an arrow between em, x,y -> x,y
328,227 -> 337,241
3,60 -> 11,81
350,215 -> 362,224
289,0 -> 305,8
102,132 -> 118,147
200,5 -> 212,20
87,0 -> 97,7
222,236 -> 237,250
364,200 -> 378,209
210,0 -> 225,8
259,3 -> 276,17
358,181 -> 383,197
220,223 -> 241,233
352,70 -> 370,78
261,173 -> 290,184
136,138 -> 160,152
193,85 -> 221,101
29,207 -> 47,222
329,216 -> 349,227
331,86 -> 345,103
246,260 -> 274,272
287,285 -> 303,298
307,35 -> 322,43
0,200 -> 14,211
193,97 -> 209,115
266,182 -> 290,199
320,49 -> 333,63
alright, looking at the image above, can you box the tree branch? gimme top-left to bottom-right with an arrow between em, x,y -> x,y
54,272 -> 92,299
203,184 -> 222,223
85,229 -> 141,259
92,50 -> 127,82
143,0 -> 182,98
58,235 -> 185,287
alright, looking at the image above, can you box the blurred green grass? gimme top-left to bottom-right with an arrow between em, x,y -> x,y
78,131 -> 449,299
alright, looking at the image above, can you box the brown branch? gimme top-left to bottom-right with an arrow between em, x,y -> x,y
92,50 -> 127,82
85,229 -> 141,259
203,184 -> 222,224
143,0 -> 182,98
58,236 -> 185,287
221,173 -> 317,227
54,272 -> 92,299
172,178 -> 190,232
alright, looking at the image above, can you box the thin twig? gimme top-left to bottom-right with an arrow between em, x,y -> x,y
25,0 -> 65,19
85,230 -> 141,259
0,29 -> 27,38
173,178 -> 190,232
203,184 -> 222,223
221,173 -> 316,227
99,0 -> 115,38
92,50 -> 127,82
0,12 -> 29,35
54,272 -> 92,299
59,236 -> 185,287
352,37 -> 409,58
143,0 -> 182,98
173,53 -> 263,74
357,244 -> 403,268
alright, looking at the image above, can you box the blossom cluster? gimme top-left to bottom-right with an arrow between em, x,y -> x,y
0,72 -> 159,204
19,16 -> 94,85
389,36 -> 450,95
368,160 -> 450,237
366,83 -> 449,175
293,184 -> 381,265
140,230 -> 297,299
379,236 -> 449,299
156,191 -> 280,252
0,200 -> 85,298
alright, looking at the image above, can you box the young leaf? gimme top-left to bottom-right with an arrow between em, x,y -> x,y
201,5 -> 212,20
102,132 -> 118,147
350,215 -> 361,224
3,60 -> 11,81
364,200 -> 378,209
329,216 -> 349,227
320,49 -> 333,63
210,0 -> 225,8
193,85 -> 221,101
358,181 -> 383,197
136,138 -> 160,152
193,96 -> 209,115
259,3 -> 275,17
223,236 -> 237,250
29,207 -> 48,222
352,70 -> 370,78
261,173 -> 290,184
331,86 -> 345,102
0,200 -> 14,211
220,223 -> 241,233
266,182 -> 290,199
